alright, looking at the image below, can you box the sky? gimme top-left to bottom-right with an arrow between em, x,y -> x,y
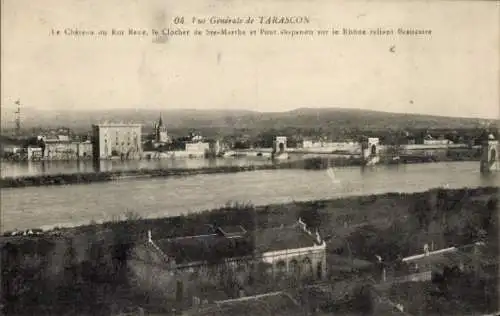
1,0 -> 499,119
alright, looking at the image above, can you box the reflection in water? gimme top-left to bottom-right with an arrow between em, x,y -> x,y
92,159 -> 100,173
1,161 -> 497,232
1,158 -> 272,178
479,172 -> 500,187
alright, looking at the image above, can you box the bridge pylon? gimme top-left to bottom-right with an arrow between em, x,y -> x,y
361,137 -> 380,166
480,134 -> 499,173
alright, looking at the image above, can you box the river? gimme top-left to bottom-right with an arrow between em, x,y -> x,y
0,161 -> 498,232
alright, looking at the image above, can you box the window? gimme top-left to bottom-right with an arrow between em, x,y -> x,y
176,280 -> 183,302
289,259 -> 299,275
276,260 -> 286,272
317,262 -> 323,279
303,257 -> 313,277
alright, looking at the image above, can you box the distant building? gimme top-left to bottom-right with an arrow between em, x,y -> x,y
301,139 -> 359,153
26,146 -> 44,160
129,219 -> 327,304
189,132 -> 204,142
35,134 -> 93,160
153,113 -> 169,143
423,134 -> 452,145
423,139 -> 452,145
185,142 -> 210,155
1,144 -> 22,154
92,123 -> 142,160
44,141 -> 92,160
38,134 -> 71,143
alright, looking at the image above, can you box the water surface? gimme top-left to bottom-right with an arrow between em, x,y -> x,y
1,161 -> 497,232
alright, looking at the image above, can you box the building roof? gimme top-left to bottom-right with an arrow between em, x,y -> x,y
253,226 -> 320,253
184,292 -> 306,316
216,225 -> 247,237
158,113 -> 163,126
402,243 -> 497,270
152,224 -> 322,265
327,254 -> 374,271
154,234 -> 255,265
372,300 -> 408,316
305,278 -> 367,302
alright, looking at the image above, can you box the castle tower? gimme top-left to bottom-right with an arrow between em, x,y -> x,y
480,133 -> 499,173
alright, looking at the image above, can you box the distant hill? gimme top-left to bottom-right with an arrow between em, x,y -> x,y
0,106 -> 496,134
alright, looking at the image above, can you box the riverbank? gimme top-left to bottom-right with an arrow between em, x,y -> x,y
0,163 -> 287,188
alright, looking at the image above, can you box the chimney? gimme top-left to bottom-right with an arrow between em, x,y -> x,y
424,243 -> 429,256
297,217 -> 307,231
315,230 -> 322,244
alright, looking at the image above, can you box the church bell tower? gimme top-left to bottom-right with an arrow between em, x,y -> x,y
154,113 -> 168,143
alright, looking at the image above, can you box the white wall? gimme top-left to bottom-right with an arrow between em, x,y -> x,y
424,139 -> 452,145
185,142 -> 209,155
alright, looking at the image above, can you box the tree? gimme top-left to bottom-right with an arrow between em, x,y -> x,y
352,284 -> 374,315
298,205 -> 322,231
485,198 -> 498,231
233,140 -> 250,149
2,243 -> 21,313
410,193 -> 433,231
63,238 -> 78,288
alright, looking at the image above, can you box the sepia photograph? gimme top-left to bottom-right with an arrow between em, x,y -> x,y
1,0 -> 499,315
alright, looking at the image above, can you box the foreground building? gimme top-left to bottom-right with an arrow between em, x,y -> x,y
129,219 -> 327,305
91,123 -> 142,160
399,241 -> 497,282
